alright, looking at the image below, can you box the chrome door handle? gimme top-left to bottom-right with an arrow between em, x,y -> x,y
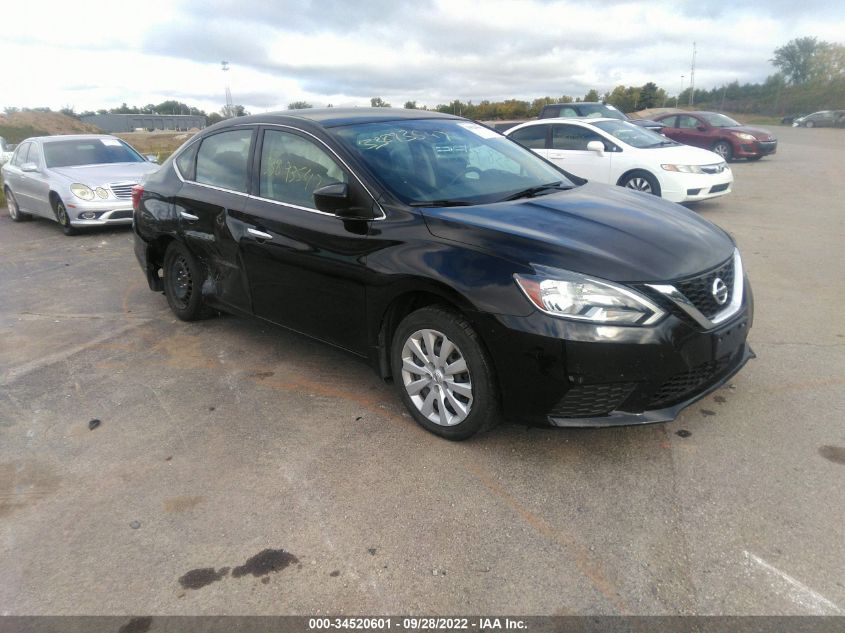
180,211 -> 199,221
247,228 -> 273,240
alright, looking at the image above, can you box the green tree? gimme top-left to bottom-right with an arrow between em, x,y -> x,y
404,101 -> 418,109
583,89 -> 600,102
638,82 -> 659,109
207,112 -> 224,125
370,97 -> 391,107
288,101 -> 313,110
771,37 -> 825,85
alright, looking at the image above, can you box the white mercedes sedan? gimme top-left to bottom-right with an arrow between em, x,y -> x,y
505,118 -> 732,203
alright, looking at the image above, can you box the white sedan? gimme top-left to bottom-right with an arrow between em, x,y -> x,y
505,118 -> 732,203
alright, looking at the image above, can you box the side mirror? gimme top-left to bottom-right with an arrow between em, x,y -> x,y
586,140 -> 605,156
697,125 -> 708,132
313,182 -> 351,213
21,162 -> 39,172
145,154 -> 159,163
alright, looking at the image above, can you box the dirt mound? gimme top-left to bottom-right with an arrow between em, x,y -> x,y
0,111 -> 101,139
630,107 -> 683,120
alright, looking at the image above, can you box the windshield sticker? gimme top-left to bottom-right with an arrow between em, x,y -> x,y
101,139 -> 123,147
456,122 -> 499,139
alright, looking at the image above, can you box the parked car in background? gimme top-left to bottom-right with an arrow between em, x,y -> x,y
539,102 -> 665,132
792,110 -> 845,128
652,111 -> 777,161
0,136 -> 15,166
780,113 -> 806,125
134,108 -> 753,440
2,134 -> 159,234
506,118 -> 732,203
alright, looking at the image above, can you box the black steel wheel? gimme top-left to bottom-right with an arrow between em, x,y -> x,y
163,241 -> 209,321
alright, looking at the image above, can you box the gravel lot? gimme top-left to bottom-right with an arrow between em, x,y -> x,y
1,125 -> 843,616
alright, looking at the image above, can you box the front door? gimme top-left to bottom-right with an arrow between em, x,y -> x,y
547,123 -> 612,183
236,126 -> 374,355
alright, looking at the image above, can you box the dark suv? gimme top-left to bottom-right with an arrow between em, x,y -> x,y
539,102 -> 665,132
133,108 -> 753,440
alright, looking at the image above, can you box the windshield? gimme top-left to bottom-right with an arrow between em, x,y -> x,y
593,120 -> 677,148
698,113 -> 740,128
44,138 -> 146,168
578,104 -> 627,120
331,119 -> 574,205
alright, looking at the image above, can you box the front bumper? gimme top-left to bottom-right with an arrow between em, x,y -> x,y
471,281 -> 754,427
66,197 -> 134,226
661,169 -> 733,203
734,139 -> 777,158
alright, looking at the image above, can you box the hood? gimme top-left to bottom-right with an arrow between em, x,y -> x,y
629,118 -> 665,129
50,162 -> 159,185
421,182 -> 735,283
649,144 -> 727,165
726,125 -> 775,141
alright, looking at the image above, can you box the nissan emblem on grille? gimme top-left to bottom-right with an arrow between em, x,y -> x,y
712,278 -> 729,305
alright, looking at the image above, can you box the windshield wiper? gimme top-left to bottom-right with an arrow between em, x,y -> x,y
408,199 -> 473,207
500,181 -> 569,202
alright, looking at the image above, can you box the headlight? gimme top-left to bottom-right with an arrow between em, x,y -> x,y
733,132 -> 756,141
70,183 -> 95,201
95,187 -> 109,199
661,164 -> 704,174
514,269 -> 665,325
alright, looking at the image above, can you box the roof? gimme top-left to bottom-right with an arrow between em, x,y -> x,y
224,107 -> 461,128
29,134 -> 118,143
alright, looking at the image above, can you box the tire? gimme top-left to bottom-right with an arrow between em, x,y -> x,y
712,140 -> 733,162
390,306 -> 499,440
6,188 -> 31,222
162,241 -> 210,321
619,170 -> 661,197
805,121 -> 814,128
53,197 -> 78,235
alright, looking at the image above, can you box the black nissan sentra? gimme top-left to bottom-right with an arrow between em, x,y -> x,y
133,108 -> 753,440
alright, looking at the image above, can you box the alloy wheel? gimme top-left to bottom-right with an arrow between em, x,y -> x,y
400,328 -> 473,427
624,177 -> 652,193
7,192 -> 18,220
713,142 -> 731,159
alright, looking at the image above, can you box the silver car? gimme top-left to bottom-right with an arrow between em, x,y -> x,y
1,134 -> 159,235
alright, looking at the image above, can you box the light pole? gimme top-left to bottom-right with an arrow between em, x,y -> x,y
222,61 -> 234,117
677,75 -> 685,107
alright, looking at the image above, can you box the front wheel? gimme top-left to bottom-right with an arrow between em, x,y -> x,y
390,306 -> 499,440
163,241 -> 210,321
53,197 -> 77,235
6,188 -> 30,222
712,140 -> 733,161
619,170 -> 661,197
805,121 -> 814,128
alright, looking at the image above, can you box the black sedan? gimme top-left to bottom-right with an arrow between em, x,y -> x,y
133,108 -> 754,439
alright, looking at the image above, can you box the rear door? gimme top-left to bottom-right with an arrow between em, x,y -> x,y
175,126 -> 256,313
547,123 -> 612,182
235,126 -> 375,354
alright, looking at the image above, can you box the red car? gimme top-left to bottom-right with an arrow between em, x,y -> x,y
653,111 -> 777,161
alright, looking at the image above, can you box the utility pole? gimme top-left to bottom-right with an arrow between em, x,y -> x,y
678,75 -> 685,107
689,42 -> 697,107
222,61 -> 234,117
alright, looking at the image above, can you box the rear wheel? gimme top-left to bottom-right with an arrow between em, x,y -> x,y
163,241 -> 210,321
6,188 -> 30,222
805,121 -> 814,128
712,140 -> 733,161
619,170 -> 661,197
390,306 -> 499,440
53,197 -> 78,235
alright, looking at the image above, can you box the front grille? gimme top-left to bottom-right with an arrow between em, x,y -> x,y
549,382 -> 636,418
647,356 -> 733,409
675,257 -> 734,319
709,183 -> 729,193
701,163 -> 726,174
110,183 -> 136,199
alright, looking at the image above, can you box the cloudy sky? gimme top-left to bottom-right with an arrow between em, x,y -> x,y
2,0 -> 844,115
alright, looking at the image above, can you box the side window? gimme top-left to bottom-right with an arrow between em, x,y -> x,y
27,144 -> 42,166
259,129 -> 348,209
677,115 -> 700,129
12,143 -> 31,167
195,129 -> 253,193
659,116 -> 677,128
509,125 -> 548,149
560,106 -> 578,117
175,142 -> 199,180
551,125 -> 606,151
